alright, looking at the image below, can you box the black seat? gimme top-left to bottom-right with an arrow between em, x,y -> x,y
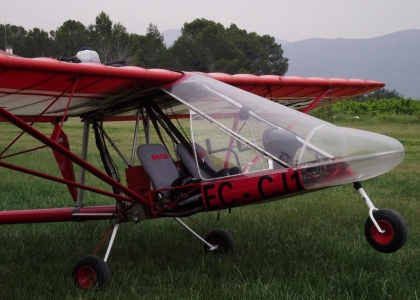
137,144 -> 180,198
176,143 -> 241,179
137,144 -> 201,206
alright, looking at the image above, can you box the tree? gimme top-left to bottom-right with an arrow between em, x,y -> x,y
88,12 -> 136,63
133,23 -> 167,68
1,15 -> 289,75
255,34 -> 288,75
89,11 -> 113,63
226,24 -> 288,75
168,19 -> 236,72
1,24 -> 27,56
167,19 -> 288,75
110,22 -> 131,62
50,20 -> 90,58
24,28 -> 54,57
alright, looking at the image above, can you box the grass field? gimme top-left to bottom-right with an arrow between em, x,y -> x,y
0,115 -> 420,299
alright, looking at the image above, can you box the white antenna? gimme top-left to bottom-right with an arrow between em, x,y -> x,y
4,21 -> 12,54
4,20 -> 6,51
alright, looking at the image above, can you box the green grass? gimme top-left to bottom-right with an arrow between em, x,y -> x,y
1,115 -> 420,299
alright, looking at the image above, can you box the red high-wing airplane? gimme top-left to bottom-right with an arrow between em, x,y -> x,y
0,49 -> 407,289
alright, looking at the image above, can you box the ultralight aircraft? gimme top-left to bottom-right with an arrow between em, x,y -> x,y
0,49 -> 407,289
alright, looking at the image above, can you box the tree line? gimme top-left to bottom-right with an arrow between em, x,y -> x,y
1,12 -> 288,75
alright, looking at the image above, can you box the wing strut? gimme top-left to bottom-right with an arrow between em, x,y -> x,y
0,79 -> 79,157
51,124 -> 77,201
50,79 -> 79,201
0,106 -> 148,205
302,88 -> 331,114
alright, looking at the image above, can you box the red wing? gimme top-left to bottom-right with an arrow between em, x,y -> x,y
0,53 -> 385,122
0,54 -> 183,121
209,73 -> 385,111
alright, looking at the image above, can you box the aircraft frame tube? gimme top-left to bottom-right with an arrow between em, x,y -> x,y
0,106 -> 148,205
0,206 -> 117,224
77,119 -> 90,207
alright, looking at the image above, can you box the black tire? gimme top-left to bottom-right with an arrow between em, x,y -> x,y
72,255 -> 111,289
365,209 -> 407,253
204,228 -> 236,254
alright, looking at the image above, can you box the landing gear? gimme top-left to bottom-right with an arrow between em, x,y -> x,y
365,209 -> 407,253
173,217 -> 235,254
204,228 -> 236,254
354,182 -> 408,253
73,224 -> 119,289
72,255 -> 111,289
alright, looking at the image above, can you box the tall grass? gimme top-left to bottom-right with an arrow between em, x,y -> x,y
0,115 -> 420,299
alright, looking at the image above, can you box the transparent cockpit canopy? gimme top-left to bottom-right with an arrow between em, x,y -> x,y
165,74 -> 404,188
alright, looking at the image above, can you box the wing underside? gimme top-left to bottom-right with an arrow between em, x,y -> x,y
0,54 -> 385,122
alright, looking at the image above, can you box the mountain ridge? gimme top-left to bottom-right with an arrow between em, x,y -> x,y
162,29 -> 420,99
283,29 -> 420,99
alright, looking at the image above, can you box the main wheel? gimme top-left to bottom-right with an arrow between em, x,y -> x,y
204,228 -> 236,254
365,209 -> 407,253
72,255 -> 111,289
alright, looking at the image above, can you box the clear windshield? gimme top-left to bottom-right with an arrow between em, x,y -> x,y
165,74 -> 404,188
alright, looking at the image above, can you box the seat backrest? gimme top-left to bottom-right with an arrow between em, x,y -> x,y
137,144 -> 179,197
176,143 -> 216,179
263,127 -> 301,168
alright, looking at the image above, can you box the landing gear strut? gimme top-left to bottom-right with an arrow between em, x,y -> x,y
73,224 -> 119,289
204,228 -> 236,254
173,217 -> 236,254
354,182 -> 407,253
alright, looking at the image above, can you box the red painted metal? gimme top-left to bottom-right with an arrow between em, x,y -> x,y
208,73 -> 385,100
0,146 -> 47,159
103,114 -> 190,122
0,160 -> 133,202
242,155 -> 263,173
76,266 -> 97,289
285,88 -> 332,132
125,166 -> 151,196
302,88 -> 331,114
50,124 -> 77,201
371,220 -> 394,245
0,81 -> 77,157
0,105 -> 148,205
223,114 -> 240,169
0,55 -> 386,121
0,116 -> 58,123
55,78 -> 78,136
0,205 -> 117,224
201,169 -> 304,211
0,54 -> 184,115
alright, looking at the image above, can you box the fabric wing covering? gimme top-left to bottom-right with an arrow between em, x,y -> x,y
0,53 -> 384,122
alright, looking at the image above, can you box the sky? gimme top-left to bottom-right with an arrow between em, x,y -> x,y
3,0 -> 420,42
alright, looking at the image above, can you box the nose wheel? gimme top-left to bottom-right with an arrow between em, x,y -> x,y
354,182 -> 408,253
365,208 -> 407,253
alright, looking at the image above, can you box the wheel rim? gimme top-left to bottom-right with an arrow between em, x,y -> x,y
212,237 -> 228,253
371,220 -> 394,245
214,239 -> 225,250
76,266 -> 97,289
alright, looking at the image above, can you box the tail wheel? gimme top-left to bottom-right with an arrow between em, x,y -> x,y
204,228 -> 236,254
365,209 -> 408,253
72,255 -> 111,289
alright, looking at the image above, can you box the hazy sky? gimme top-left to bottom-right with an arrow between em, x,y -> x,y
3,0 -> 420,42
